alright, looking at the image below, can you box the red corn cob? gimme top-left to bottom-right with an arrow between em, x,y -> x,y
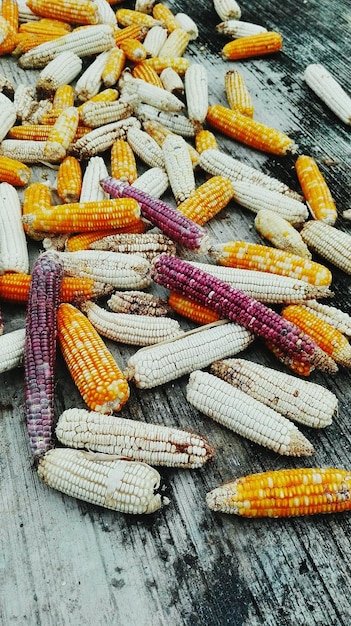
24,251 -> 64,458
100,176 -> 211,253
151,254 -> 337,375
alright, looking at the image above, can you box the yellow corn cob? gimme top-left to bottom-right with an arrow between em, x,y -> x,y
132,62 -> 164,88
213,0 -> 241,20
108,290 -> 172,316
206,468 -> 351,517
209,240 -> 332,286
152,3 -> 178,31
56,155 -> 82,203
158,27 -> 190,57
184,63 -> 208,125
295,155 -> 337,225
90,231 -> 176,260
177,175 -> 235,224
0,0 -> 18,54
44,106 -> 79,162
142,24 -> 167,57
224,69 -> 254,117
206,104 -> 296,156
0,155 -> 31,186
18,17 -> 72,32
300,220 -> 351,274
142,56 -> 190,75
0,183 -> 29,273
57,302 -> 130,413
13,32 -> 62,56
118,37 -> 148,61
0,328 -> 25,373
302,300 -> 351,337
304,63 -> 351,126
282,304 -> 351,367
65,224 -> 147,251
195,129 -> 219,153
159,66 -> 184,98
113,23 -> 149,45
168,292 -> 221,324
101,46 -> 126,87
216,19 -> 267,38
111,138 -> 138,183
35,50 -> 82,99
254,209 -> 312,258
52,84 -> 75,109
222,31 -> 283,60
116,8 -> 159,28
22,181 -> 52,217
27,0 -> 99,25
162,133 -> 195,203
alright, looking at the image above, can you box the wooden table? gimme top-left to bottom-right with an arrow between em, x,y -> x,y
1,0 -> 351,624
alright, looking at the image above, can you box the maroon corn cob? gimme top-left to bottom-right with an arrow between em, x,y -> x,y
100,176 -> 211,253
24,252 -> 64,458
151,254 -> 337,374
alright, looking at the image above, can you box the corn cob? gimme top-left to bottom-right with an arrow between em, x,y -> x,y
142,119 -> 199,168
132,63 -> 164,88
206,468 -> 351,517
0,94 -> 16,142
142,24 -> 167,57
116,8 -> 160,28
75,50 -> 111,102
198,149 -> 303,200
126,125 -> 165,168
222,31 -> 283,60
50,83 -> 75,109
304,63 -> 351,125
118,37 -> 148,62
113,23 -> 149,45
0,140 -> 47,163
209,240 -> 332,286
151,254 -> 337,373
13,84 -> 36,122
254,209 -> 312,258
35,51 -> 82,99
295,155 -> 338,225
174,12 -> 198,39
27,0 -> 99,24
131,166 -> 169,198
24,252 -> 64,457
135,0 -> 156,12
18,24 -> 115,69
213,0 -> 241,20
56,155 -> 82,203
123,76 -> 184,112
158,27 -> 189,58
136,102 -> 197,136
0,0 -> 18,54
162,133 -> 195,203
22,182 -> 52,235
13,31 -> 63,56
224,69 -> 254,117
184,63 -> 208,125
211,357 -> 337,428
65,224 -> 147,251
282,304 -> 351,367
110,138 -> 138,184
69,117 -> 141,159
101,47 -> 126,88
124,320 -> 254,388
216,19 -> 267,38
79,92 -> 140,128
0,155 -> 31,186
159,66 -> 184,98
302,300 -> 351,337
77,87 -> 119,114
44,106 -> 79,162
80,155 -> 109,202
177,175 -> 235,225
0,183 -> 29,274
300,220 -> 351,274
207,104 -> 296,155
195,130 -> 219,153
7,124 -> 88,142
93,0 -> 117,25
108,291 -> 172,316
152,3 -> 178,31
0,73 -> 14,99
0,16 -> 10,45
168,292 -> 220,325
0,328 -> 26,373
37,448 -> 165,514
90,232 -> 176,260
100,176 -> 211,252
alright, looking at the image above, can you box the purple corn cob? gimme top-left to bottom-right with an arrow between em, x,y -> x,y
151,253 -> 337,374
100,176 -> 211,253
24,251 -> 64,458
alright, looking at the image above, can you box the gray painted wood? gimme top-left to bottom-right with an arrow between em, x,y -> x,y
1,0 -> 351,624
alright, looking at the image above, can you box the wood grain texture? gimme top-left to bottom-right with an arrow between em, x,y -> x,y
1,0 -> 351,624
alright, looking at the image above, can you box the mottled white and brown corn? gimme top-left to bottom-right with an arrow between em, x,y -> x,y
136,102 -> 197,136
101,47 -> 126,87
302,300 -> 351,337
108,291 -> 173,316
184,63 -> 208,125
187,370 -> 314,456
158,27 -> 190,58
55,407 -> 214,468
300,220 -> 351,274
69,116 -> 141,159
211,357 -> 337,428
213,0 -> 241,20
142,24 -> 167,57
127,125 -> 165,168
44,106 -> 79,162
131,166 -> 169,197
177,175 -> 235,225
304,63 -> 351,125
56,155 -> 82,204
35,51 -> 82,99
254,209 -> 312,258
90,232 -> 176,260
159,66 -> 184,98
111,138 -> 138,184
225,69 -> 254,117
13,84 -> 35,122
216,19 -> 267,38
195,130 -> 219,153
0,328 -> 25,373
79,92 -> 140,128
26,0 -> 99,24
124,76 -> 184,112
0,94 -> 16,142
0,183 -> 29,274
162,133 -> 195,203
37,448 -> 165,514
124,321 -> 254,388
0,74 -> 14,99
80,155 -> 109,202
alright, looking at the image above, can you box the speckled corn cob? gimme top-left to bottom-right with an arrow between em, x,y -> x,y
102,47 -> 126,88
0,328 -> 25,373
187,370 -> 314,456
136,102 -> 197,136
108,291 -> 172,316
56,155 -> 82,203
195,130 -> 219,153
132,63 -> 164,88
157,27 -> 190,57
24,252 -> 64,457
210,358 -> 338,428
162,133 -> 195,203
90,232 -> 176,260
300,221 -> 351,274
44,106 -> 79,162
0,183 -> 29,274
37,448 -> 165,514
222,31 -> 283,61
78,92 -> 140,127
151,254 -> 337,374
254,209 -> 311,258
304,63 -> 351,125
116,8 -> 160,28
26,0 -> 99,24
69,116 -> 141,160
111,138 -> 138,184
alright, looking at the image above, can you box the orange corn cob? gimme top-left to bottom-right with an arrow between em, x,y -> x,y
0,273 -> 111,304
56,155 -> 82,203
195,129 -> 219,153
8,124 -> 88,141
101,47 -> 126,88
168,292 -> 221,324
222,31 -> 283,60
57,302 -> 130,413
206,468 -> 351,517
0,155 -> 31,186
177,175 -> 235,225
65,223 -> 147,251
282,304 -> 351,367
0,0 -> 18,54
113,23 -> 149,45
132,63 -> 164,87
210,240 -> 332,286
225,69 -> 254,117
111,139 -> 138,184
26,0 -> 99,25
295,155 -> 337,225
118,37 -> 148,62
12,32 -> 62,56
18,19 -> 70,36
22,182 -> 52,236
44,106 -> 79,162
152,3 -> 178,31
207,104 -> 296,156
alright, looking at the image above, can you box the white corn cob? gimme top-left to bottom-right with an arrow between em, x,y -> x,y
342,209 -> 351,220
0,328 -> 26,373
188,261 -> 332,302
69,117 -> 141,159
174,13 -> 198,39
213,0 -> 241,21
13,84 -> 36,122
231,180 -> 308,225
160,67 -> 184,98
93,0 -> 118,25
127,126 -> 165,168
57,250 -> 151,289
142,119 -> 199,168
136,103 -> 198,137
131,166 -> 169,197
55,407 -> 214,467
304,63 -> 351,125
22,99 -> 54,126
17,0 -> 40,22
18,24 -> 116,69
0,183 -> 29,274
184,64 -> 208,125
124,321 -> 254,388
80,155 -> 109,202
0,140 -> 47,163
142,25 -> 168,57
75,51 -> 111,102
37,448 -> 166,514
158,28 -> 190,58
0,75 -> 15,100
107,291 -> 172,316
216,19 -> 267,38
300,220 -> 351,274
162,133 -> 195,203
254,209 -> 312,258
0,94 -> 16,142
44,106 -> 79,162
90,232 -> 176,259
36,52 -> 83,99
186,370 -> 314,456
302,300 -> 351,337
210,358 -> 337,428
82,301 -> 183,346
199,149 -> 303,200
79,92 -> 140,127
135,0 -> 156,12
122,77 -> 184,112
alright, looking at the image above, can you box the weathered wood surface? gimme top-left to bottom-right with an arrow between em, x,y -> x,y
1,0 -> 351,624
